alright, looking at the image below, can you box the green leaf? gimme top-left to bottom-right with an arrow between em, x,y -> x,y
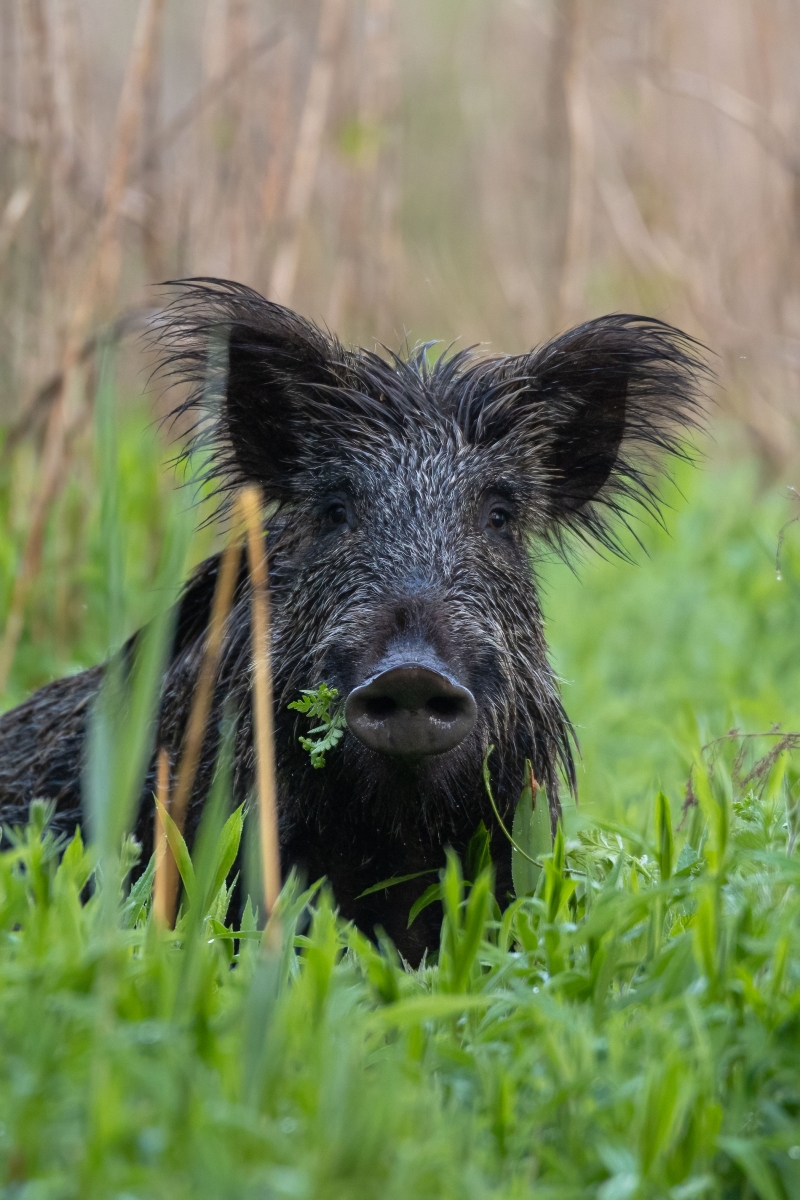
544,825 -> 574,925
369,993 -> 497,1028
692,881 -> 718,986
482,747 -> 546,870
55,827 -> 93,894
655,790 -> 674,880
122,854 -> 156,927
718,1137 -> 784,1200
694,759 -> 730,874
407,882 -> 443,928
466,821 -> 492,882
156,797 -> 196,906
512,761 -> 552,897
357,868 -> 439,899
207,804 -> 245,912
675,842 -> 701,877
289,683 -> 347,767
453,867 -> 492,991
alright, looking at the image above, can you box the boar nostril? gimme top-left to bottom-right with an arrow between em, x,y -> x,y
345,664 -> 477,758
363,696 -> 397,719
426,695 -> 462,718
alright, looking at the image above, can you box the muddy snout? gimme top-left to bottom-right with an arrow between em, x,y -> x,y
345,661 -> 477,757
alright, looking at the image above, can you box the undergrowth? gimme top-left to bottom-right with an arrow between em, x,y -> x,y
1,393 -> 800,1195
1,733 -> 800,1197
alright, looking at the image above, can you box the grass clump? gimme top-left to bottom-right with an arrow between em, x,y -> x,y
1,733 -> 800,1197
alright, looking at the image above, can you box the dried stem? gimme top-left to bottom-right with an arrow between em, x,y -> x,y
150,28 -> 282,160
153,748 -> 170,927
269,0 -> 347,305
163,518 -> 242,926
240,484 -> 282,944
92,0 -> 168,306
2,308 -> 153,461
169,526 -> 242,835
557,0 -> 593,327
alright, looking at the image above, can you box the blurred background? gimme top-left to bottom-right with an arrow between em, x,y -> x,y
1,0 -> 799,819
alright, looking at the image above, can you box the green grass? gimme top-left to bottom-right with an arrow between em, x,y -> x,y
1,728 -> 799,1197
0,403 -> 799,1196
0,401 -> 217,710
542,442 -> 800,825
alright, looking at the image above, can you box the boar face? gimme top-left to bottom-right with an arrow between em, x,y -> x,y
157,279 -> 706,836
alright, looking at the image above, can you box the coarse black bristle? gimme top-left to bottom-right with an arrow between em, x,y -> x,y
150,277 -> 710,556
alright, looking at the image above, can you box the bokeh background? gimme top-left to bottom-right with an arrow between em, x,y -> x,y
1,0 -> 799,819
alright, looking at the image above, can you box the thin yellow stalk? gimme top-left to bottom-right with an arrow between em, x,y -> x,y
153,748 -> 170,927
239,485 -> 282,944
168,527 -> 243,841
162,523 -> 241,927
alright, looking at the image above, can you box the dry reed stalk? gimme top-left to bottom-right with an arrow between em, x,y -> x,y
166,520 -> 243,875
239,485 -> 282,944
54,0 -> 89,152
2,309 -> 153,461
269,0 -> 348,305
226,0 -> 254,281
557,0 -> 593,326
47,0 -> 86,273
0,4 -> 15,120
359,0 -> 399,337
153,748 -> 170,927
261,40 -> 293,227
0,0 -> 168,695
140,6 -> 166,283
198,0 -> 233,278
150,28 -> 282,163
0,186 -> 33,264
22,0 -> 57,247
93,0 -> 168,304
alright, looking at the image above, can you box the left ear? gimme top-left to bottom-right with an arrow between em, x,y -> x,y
464,315 -> 708,546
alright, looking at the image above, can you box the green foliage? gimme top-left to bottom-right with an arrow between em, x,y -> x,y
2,386 -> 800,1193
288,683 -> 347,768
541,440 -> 800,823
511,761 -> 553,897
0,398 -> 217,712
1,736 -> 800,1195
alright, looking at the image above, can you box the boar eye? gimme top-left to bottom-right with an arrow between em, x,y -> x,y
487,507 -> 511,532
324,501 -> 349,528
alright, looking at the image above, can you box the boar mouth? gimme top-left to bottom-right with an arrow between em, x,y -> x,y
345,662 -> 477,758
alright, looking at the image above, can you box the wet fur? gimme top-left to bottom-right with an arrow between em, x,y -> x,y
0,280 -> 708,959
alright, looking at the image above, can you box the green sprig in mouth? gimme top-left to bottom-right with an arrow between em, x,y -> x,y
288,683 -> 347,768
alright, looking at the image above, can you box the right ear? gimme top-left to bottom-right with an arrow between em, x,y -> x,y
154,278 -> 342,503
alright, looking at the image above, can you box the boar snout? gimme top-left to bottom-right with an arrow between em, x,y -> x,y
345,657 -> 477,758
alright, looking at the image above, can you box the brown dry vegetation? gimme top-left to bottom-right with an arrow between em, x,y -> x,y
1,0 -> 800,687
3,1 -> 800,434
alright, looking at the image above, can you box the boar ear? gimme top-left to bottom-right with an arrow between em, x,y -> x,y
154,278 -> 343,505
468,315 -> 709,552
